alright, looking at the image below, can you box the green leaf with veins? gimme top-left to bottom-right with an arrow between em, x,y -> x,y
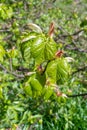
20,32 -> 57,64
46,58 -> 70,84
31,35 -> 57,64
21,32 -> 37,61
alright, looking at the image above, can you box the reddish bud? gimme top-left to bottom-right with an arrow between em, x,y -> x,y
12,46 -> 15,50
56,91 -> 67,97
56,91 -> 62,96
46,79 -> 51,86
37,65 -> 43,73
55,50 -> 64,58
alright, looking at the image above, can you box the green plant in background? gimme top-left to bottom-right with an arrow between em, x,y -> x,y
0,3 -> 13,20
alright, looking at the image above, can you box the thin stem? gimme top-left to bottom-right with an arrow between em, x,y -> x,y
67,93 -> 87,98
72,65 -> 87,75
9,58 -> 13,72
0,63 -> 24,78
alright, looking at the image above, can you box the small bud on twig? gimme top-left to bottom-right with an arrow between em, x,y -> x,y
48,22 -> 54,38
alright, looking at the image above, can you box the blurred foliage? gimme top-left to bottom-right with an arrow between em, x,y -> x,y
0,0 -> 87,130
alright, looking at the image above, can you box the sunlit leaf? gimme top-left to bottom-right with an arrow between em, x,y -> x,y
46,58 -> 70,84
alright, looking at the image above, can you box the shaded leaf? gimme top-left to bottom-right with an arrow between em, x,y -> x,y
0,45 -> 5,62
36,72 -> 46,86
43,86 -> 53,100
27,23 -> 42,33
23,84 -> 32,97
30,78 -> 42,91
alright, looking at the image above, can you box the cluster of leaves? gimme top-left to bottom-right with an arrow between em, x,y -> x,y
0,21 -> 71,129
0,0 -> 87,130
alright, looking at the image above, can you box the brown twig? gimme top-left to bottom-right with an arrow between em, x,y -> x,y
67,93 -> 87,97
0,64 -> 35,78
9,58 -> 13,72
72,65 -> 87,75
0,29 -> 10,32
0,63 -> 24,78
58,29 -> 84,38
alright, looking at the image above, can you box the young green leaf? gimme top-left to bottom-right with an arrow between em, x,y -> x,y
36,72 -> 46,86
30,78 -> 42,91
30,35 -> 57,64
20,28 -> 57,64
23,84 -> 32,97
46,58 -> 70,84
43,86 -> 53,100
21,32 -> 37,61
